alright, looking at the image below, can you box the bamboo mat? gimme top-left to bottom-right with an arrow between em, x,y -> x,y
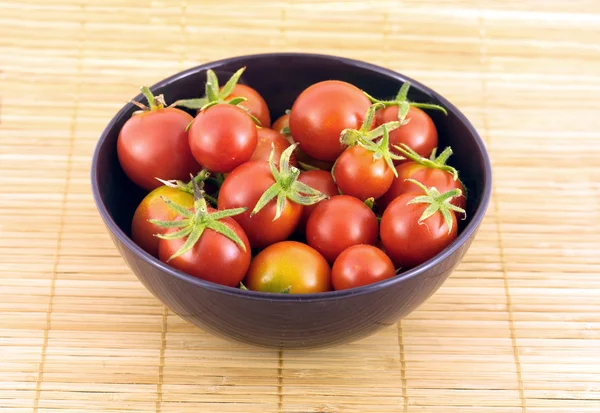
1,0 -> 599,412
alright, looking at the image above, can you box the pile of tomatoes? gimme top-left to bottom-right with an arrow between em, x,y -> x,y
116,67 -> 467,294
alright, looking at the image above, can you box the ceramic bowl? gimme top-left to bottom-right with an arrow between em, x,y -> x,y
91,53 -> 492,349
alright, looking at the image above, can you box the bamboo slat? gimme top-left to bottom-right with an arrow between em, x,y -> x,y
1,0 -> 599,412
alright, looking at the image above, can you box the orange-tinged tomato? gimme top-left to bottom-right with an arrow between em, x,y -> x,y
244,241 -> 332,294
131,186 -> 194,257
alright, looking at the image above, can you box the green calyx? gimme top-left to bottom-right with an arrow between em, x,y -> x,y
155,170 -> 218,205
252,143 -> 329,220
363,81 -> 448,119
393,143 -> 459,181
131,86 -> 168,112
405,178 -> 466,234
339,102 -> 404,147
355,124 -> 405,178
150,178 -> 247,261
170,67 -> 260,124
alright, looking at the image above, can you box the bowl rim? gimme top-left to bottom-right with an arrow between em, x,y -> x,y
91,52 -> 492,302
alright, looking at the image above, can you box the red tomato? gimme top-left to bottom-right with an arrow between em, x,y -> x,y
333,145 -> 394,200
188,104 -> 257,173
331,245 -> 396,291
376,105 -> 438,160
272,113 -> 289,136
306,195 -> 378,263
289,80 -> 371,162
222,83 -> 271,127
244,241 -> 332,294
117,107 -> 200,191
296,170 -> 339,232
378,162 -> 466,211
131,186 -> 194,257
249,127 -> 297,167
380,193 -> 458,269
158,211 -> 251,287
218,161 -> 302,249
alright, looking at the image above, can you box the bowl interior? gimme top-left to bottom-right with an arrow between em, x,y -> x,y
93,53 -> 489,288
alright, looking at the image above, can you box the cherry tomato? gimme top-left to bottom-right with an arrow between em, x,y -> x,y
289,80 -> 371,162
158,211 -> 251,287
249,127 -> 297,167
117,107 -> 200,191
376,105 -> 438,160
272,113 -> 290,136
296,170 -> 339,232
244,241 -> 332,294
306,195 -> 378,263
188,104 -> 258,173
222,83 -> 271,127
378,162 -> 466,211
333,145 -> 394,200
331,245 -> 396,291
380,193 -> 458,269
218,161 -> 302,249
131,186 -> 194,257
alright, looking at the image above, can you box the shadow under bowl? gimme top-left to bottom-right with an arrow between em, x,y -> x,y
91,53 -> 492,349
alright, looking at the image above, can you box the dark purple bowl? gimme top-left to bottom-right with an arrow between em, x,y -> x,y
91,53 -> 492,349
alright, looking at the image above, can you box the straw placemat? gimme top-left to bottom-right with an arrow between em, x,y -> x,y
1,1 -> 599,412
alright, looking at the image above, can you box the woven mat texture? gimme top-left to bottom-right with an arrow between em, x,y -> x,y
1,1 -> 599,412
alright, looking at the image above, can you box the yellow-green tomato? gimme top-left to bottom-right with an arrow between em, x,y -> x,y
244,241 -> 332,294
131,186 -> 194,257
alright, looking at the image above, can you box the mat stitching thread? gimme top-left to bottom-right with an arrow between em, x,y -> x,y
31,4 -> 86,411
478,7 -> 527,413
278,348 -> 284,413
397,321 -> 409,413
155,306 -> 168,413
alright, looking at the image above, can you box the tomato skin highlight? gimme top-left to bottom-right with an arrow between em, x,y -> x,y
378,162 -> 466,212
188,104 -> 258,173
296,170 -> 339,232
223,84 -> 271,127
218,161 -> 302,249
117,107 -> 200,191
158,212 -> 251,287
306,195 -> 378,264
377,105 -> 438,160
334,145 -> 394,201
380,193 -> 458,269
289,80 -> 371,162
331,244 -> 396,291
249,127 -> 297,167
244,241 -> 332,294
131,186 -> 194,257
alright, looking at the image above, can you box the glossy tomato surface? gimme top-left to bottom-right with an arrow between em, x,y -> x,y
244,241 -> 331,294
188,104 -> 257,173
289,80 -> 371,162
334,145 -> 394,200
306,195 -> 378,263
218,161 -> 302,249
380,193 -> 458,269
378,162 -> 466,211
331,244 -> 396,291
131,186 -> 194,257
117,107 -> 200,191
296,170 -> 339,232
377,105 -> 438,160
223,83 -> 271,127
158,213 -> 251,287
